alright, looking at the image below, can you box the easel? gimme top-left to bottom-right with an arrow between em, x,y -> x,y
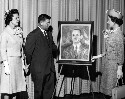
56,63 -> 95,99
52,19 -> 95,99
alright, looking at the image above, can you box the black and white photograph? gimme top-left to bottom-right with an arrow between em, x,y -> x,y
0,0 -> 125,99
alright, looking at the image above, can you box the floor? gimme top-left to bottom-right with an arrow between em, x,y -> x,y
54,92 -> 108,99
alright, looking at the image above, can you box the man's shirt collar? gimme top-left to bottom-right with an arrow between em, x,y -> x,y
38,26 -> 47,36
73,43 -> 81,51
38,26 -> 45,33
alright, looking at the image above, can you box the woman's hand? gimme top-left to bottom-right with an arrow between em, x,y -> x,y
101,52 -> 106,57
91,58 -> 95,62
3,61 -> 10,75
117,65 -> 123,79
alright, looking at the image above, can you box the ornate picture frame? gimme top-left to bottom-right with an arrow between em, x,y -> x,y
57,21 -> 94,65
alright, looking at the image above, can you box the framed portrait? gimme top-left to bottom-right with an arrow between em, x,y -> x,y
57,21 -> 94,65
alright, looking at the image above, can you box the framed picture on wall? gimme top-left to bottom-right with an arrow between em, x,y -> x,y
57,21 -> 94,65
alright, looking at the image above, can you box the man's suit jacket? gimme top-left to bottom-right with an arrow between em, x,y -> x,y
25,27 -> 57,75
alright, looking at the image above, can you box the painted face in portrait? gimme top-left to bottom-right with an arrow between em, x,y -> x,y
40,19 -> 50,30
10,14 -> 20,27
72,29 -> 83,44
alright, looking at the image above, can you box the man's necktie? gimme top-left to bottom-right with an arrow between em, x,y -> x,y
44,31 -> 50,46
44,31 -> 48,39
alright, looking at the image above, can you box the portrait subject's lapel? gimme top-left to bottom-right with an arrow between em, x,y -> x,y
70,45 -> 77,59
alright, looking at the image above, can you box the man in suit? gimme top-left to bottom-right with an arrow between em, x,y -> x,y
61,29 -> 89,60
25,14 -> 57,99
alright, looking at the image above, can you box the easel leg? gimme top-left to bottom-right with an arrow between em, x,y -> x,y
58,75 -> 65,97
86,66 -> 94,99
70,77 -> 75,94
69,69 -> 75,95
52,64 -> 64,98
72,77 -> 75,94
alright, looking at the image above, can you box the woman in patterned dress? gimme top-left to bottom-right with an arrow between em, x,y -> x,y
0,9 -> 26,99
100,9 -> 124,99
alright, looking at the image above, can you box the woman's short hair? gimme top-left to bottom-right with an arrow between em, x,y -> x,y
108,15 -> 123,26
4,9 -> 19,26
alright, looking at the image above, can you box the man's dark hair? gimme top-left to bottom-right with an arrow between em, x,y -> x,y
38,14 -> 51,23
72,29 -> 82,35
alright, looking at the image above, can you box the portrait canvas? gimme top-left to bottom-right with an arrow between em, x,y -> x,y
57,21 -> 94,65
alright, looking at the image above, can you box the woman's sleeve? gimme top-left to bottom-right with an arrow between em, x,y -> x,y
0,33 -> 8,61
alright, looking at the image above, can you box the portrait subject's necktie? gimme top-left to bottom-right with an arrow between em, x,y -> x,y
74,45 -> 78,59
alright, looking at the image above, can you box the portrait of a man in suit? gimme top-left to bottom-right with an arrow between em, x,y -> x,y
61,29 -> 89,60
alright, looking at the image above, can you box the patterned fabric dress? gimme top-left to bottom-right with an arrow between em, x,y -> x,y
100,28 -> 124,96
